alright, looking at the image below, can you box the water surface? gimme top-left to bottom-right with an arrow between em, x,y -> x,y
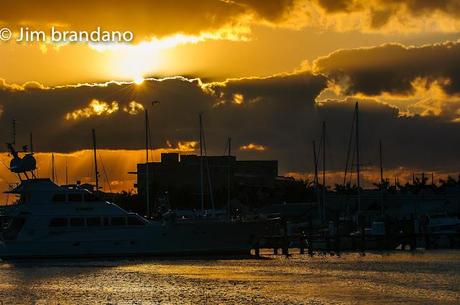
1,250 -> 459,304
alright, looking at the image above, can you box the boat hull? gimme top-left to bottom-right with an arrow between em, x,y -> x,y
0,220 -> 264,259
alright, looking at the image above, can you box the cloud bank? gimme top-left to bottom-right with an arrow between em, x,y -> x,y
2,61 -> 460,175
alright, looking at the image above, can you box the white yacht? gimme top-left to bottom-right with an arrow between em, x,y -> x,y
0,122 -> 265,259
0,178 -> 263,259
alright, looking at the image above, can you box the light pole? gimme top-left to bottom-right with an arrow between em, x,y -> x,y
145,100 -> 160,218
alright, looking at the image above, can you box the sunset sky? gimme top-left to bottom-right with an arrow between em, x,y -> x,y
1,0 -> 460,193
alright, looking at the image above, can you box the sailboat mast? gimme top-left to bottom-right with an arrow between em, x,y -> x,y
199,113 -> 204,213
227,137 -> 232,219
145,110 -> 150,218
51,153 -> 55,183
228,137 -> 231,156
312,140 -> 319,186
12,119 -> 16,145
322,121 -> 326,221
379,140 -> 384,183
379,139 -> 384,215
65,158 -> 68,185
355,102 -> 361,218
313,140 -> 321,218
92,129 -> 99,193
29,133 -> 34,154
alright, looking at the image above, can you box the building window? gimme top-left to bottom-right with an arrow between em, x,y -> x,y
127,217 -> 146,226
86,217 -> 101,226
111,217 -> 125,226
103,217 -> 110,226
49,218 -> 68,227
68,194 -> 82,202
70,218 -> 85,226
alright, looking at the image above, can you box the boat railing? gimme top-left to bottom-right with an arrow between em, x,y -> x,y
0,205 -> 16,216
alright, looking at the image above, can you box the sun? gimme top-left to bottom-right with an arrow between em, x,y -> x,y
133,76 -> 144,85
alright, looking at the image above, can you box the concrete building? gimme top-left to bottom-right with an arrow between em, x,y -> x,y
134,153 -> 278,210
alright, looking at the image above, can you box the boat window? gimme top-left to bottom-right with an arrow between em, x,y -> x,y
84,193 -> 98,202
49,218 -> 68,227
127,217 -> 146,226
52,194 -> 66,202
2,217 -> 26,240
0,216 -> 12,229
70,218 -> 85,226
111,217 -> 125,226
19,193 -> 31,204
86,217 -> 101,226
68,194 -> 82,202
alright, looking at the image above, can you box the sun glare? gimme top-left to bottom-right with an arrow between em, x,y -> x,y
134,76 -> 144,85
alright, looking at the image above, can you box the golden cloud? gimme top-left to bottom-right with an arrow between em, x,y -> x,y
177,141 -> 199,152
123,101 -> 144,115
239,143 -> 267,151
65,99 -> 119,120
232,93 -> 244,105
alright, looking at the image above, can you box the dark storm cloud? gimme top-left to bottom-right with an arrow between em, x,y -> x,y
2,72 -> 460,174
204,72 -> 328,155
0,72 -> 326,158
313,41 -> 460,96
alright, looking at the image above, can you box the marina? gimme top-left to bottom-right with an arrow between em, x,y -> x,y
2,1 -> 460,304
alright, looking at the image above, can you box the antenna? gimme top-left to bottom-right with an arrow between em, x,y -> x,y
29,133 -> 34,154
11,119 -> 16,145
92,129 -> 99,193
